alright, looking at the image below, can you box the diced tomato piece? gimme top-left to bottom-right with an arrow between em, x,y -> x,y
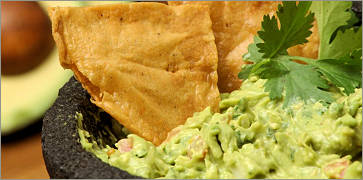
117,138 -> 133,153
324,159 -> 350,179
187,135 -> 208,159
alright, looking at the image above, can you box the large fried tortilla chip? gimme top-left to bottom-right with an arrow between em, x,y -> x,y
49,3 -> 220,145
169,1 -> 319,92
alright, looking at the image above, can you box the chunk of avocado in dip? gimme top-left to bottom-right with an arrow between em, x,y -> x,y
78,77 -> 362,179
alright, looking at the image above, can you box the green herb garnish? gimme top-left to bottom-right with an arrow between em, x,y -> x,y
310,1 -> 361,59
239,1 -> 362,107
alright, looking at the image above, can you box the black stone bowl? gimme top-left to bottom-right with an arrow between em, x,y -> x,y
41,77 -> 142,178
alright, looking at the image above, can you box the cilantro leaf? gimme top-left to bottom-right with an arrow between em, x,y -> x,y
310,49 -> 362,94
239,1 -> 361,108
330,7 -> 359,43
239,57 -> 289,80
310,1 -> 361,59
238,64 -> 254,80
264,77 -> 284,100
337,48 -> 362,67
263,60 -> 333,107
254,58 -> 289,79
239,36 -> 264,80
242,36 -> 264,63
323,26 -> 362,59
241,57 -> 333,107
257,1 -> 314,58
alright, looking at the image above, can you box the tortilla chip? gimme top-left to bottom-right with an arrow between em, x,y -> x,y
49,2 -> 220,145
169,1 -> 319,93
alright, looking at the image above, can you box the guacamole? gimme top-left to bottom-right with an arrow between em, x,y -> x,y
78,77 -> 362,179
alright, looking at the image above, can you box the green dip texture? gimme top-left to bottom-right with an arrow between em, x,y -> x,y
78,77 -> 362,179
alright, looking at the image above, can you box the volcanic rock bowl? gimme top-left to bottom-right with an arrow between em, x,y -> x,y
41,77 -> 142,178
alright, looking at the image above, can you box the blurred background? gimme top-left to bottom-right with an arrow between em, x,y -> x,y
1,1 -> 126,178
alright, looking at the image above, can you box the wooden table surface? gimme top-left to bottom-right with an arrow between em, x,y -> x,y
1,121 -> 49,179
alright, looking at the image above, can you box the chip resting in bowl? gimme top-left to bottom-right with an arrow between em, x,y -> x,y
48,2 -> 220,145
169,1 -> 320,92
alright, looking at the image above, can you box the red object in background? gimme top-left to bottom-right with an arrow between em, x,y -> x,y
1,1 -> 54,75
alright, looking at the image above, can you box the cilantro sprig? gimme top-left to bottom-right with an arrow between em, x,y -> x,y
239,1 -> 362,108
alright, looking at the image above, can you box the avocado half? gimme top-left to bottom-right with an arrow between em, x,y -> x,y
0,1 -> 84,135
1,44 -> 74,135
42,76 -> 142,179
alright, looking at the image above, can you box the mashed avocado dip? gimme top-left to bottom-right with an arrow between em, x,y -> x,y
78,77 -> 362,179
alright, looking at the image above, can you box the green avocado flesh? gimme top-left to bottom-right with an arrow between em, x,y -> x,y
1,49 -> 73,135
0,1 -> 85,135
78,77 -> 362,179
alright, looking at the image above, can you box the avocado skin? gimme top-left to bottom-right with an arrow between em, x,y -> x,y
41,76 -> 142,179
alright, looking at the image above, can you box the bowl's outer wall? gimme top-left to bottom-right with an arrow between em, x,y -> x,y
41,77 -> 142,179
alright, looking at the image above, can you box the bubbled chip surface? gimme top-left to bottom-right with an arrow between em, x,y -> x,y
48,2 -> 220,145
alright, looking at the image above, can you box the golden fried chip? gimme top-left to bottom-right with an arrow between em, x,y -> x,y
169,1 -> 319,93
49,3 -> 220,145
